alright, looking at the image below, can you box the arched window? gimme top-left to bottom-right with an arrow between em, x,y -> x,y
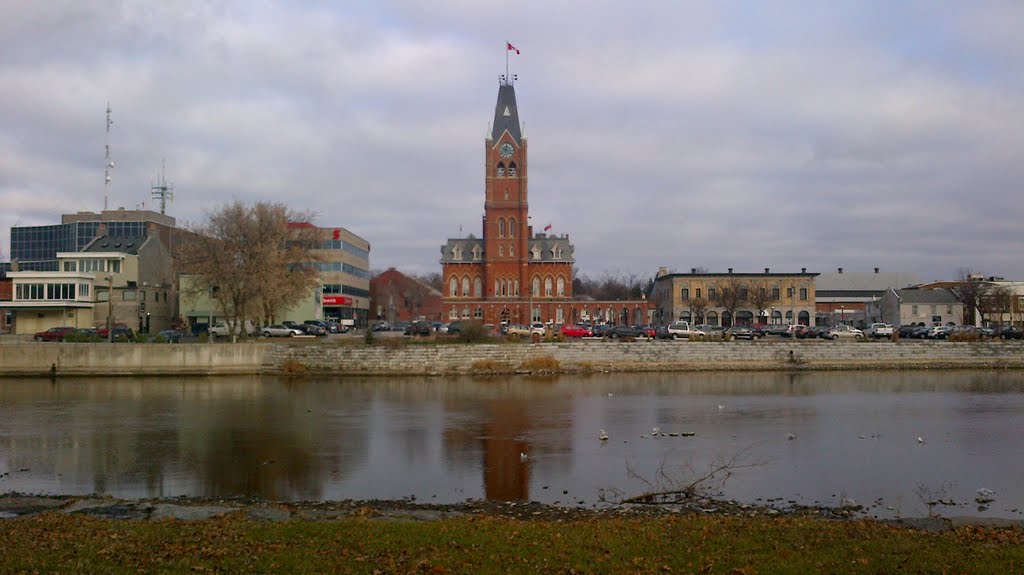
532,277 -> 540,297
771,310 -> 783,324
706,311 -> 719,326
461,277 -> 470,297
498,245 -> 504,257
498,218 -> 506,238
449,277 -> 458,297
680,311 -> 692,322
449,308 -> 459,320
473,277 -> 482,297
786,310 -> 794,323
494,279 -> 500,296
556,276 -> 565,296
462,308 -> 470,319
509,218 -> 516,237
509,245 -> 514,257
513,279 -> 520,296
544,277 -> 553,297
496,162 -> 505,177
508,162 -> 517,176
798,310 -> 810,326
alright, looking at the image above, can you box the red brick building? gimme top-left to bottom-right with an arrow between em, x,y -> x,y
369,268 -> 443,323
440,79 -> 649,326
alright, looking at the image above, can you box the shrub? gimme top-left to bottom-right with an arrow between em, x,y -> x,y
281,359 -> 308,374
470,359 -> 513,373
520,355 -> 560,373
456,320 -> 491,343
364,328 -> 375,345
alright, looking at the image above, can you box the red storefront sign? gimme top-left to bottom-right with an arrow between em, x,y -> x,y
322,296 -> 352,306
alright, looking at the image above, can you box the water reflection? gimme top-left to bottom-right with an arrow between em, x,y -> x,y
1,371 -> 1023,518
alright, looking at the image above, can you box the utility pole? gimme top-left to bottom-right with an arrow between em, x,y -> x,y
107,274 -> 114,343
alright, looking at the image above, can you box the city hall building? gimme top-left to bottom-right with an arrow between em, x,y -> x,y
440,79 -> 649,327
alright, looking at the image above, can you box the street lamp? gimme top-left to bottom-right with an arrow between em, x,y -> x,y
106,274 -> 114,343
839,306 -> 847,325
770,307 -> 776,325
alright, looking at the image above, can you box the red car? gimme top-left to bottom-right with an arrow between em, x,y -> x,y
561,324 -> 593,338
34,326 -> 78,342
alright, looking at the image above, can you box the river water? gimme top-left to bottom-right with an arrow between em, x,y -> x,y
1,371 -> 1022,519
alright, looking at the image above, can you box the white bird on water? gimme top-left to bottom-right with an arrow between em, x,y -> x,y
652,427 -> 661,435
599,429 -> 609,441
786,433 -> 796,440
917,436 -> 925,444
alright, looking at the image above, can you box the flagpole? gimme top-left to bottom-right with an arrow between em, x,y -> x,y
505,42 -> 509,83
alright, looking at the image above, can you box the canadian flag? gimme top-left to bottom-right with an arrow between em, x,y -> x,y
507,42 -> 520,55
543,224 -> 552,232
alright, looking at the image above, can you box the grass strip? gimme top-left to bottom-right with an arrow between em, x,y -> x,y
1,513 -> 1023,574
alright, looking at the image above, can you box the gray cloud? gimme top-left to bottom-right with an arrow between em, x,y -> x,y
2,1 -> 1022,280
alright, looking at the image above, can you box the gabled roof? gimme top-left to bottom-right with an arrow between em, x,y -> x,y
894,287 -> 960,304
490,83 -> 522,145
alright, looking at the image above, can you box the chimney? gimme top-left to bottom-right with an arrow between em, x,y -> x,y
874,267 -> 880,274
838,267 -> 843,274
764,267 -> 770,274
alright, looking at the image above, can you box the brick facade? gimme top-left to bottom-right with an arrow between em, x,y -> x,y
440,80 -> 648,326
369,268 -> 443,323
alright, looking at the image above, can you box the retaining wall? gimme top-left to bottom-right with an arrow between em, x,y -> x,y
2,340 -> 1023,377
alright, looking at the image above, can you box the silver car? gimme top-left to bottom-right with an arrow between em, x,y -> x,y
261,324 -> 303,338
826,325 -> 864,340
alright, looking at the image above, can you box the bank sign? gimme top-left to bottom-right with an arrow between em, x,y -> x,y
322,296 -> 352,306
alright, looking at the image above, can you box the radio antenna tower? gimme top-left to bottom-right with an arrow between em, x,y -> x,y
150,159 -> 174,214
104,102 -> 114,211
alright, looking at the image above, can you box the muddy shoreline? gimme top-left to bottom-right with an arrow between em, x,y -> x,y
3,493 -> 1021,532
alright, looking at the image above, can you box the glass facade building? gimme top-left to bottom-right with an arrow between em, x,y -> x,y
10,216 -> 160,271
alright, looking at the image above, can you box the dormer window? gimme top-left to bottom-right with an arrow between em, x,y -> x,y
508,162 -> 517,176
552,245 -> 562,259
471,244 -> 482,261
496,162 -> 505,177
452,245 -> 463,261
530,244 -> 542,260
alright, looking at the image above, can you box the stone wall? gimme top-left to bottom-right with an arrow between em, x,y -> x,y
3,340 -> 1023,377
263,340 -> 1024,375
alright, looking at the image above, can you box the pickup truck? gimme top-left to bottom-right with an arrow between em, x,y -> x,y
664,321 -> 705,340
865,323 -> 895,339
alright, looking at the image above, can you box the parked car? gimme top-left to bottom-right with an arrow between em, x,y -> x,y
665,321 -> 704,340
530,322 -> 547,336
865,323 -> 895,339
591,324 -> 612,337
725,325 -> 757,340
763,324 -> 792,337
446,321 -> 462,335
561,324 -> 593,338
604,325 -> 643,339
209,320 -> 256,338
156,329 -> 186,343
798,326 -> 830,340
371,321 -> 390,332
305,320 -> 334,333
635,325 -> 656,338
431,322 -> 449,334
404,321 -> 433,336
504,323 -> 532,337
97,325 -> 137,342
827,325 -> 865,340
261,324 -> 302,337
997,326 -> 1023,340
34,326 -> 78,342
926,325 -> 952,339
299,322 -> 328,336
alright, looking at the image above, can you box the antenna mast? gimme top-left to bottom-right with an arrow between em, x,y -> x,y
150,159 -> 174,215
104,102 -> 114,211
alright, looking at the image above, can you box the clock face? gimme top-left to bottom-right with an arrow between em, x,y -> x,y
499,143 -> 514,158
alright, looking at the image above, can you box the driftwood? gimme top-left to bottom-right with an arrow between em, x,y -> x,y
620,449 -> 762,505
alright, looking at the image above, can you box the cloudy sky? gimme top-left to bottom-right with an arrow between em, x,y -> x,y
2,1 -> 1023,282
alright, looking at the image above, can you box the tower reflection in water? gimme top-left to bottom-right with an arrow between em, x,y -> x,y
482,399 -> 531,502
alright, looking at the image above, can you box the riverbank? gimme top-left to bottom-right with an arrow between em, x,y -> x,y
2,495 -> 1022,573
2,338 -> 1024,377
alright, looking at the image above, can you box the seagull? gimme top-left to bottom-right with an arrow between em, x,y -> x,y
917,436 -> 925,444
652,427 -> 661,435
786,433 -> 796,440
607,392 -> 614,397
717,405 -> 725,411
599,429 -> 609,441
520,452 -> 528,461
977,488 -> 995,498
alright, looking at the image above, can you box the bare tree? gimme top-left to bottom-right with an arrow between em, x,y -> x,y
979,286 -> 1014,327
949,269 -> 991,325
177,200 -> 321,338
414,272 -> 443,293
717,276 -> 747,327
687,297 -> 709,324
746,279 -> 778,324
